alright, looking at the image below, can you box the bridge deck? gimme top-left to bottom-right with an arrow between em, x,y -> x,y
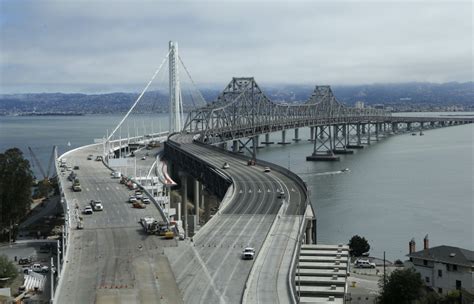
165,134 -> 307,303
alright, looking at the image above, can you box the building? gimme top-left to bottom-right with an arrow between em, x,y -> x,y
406,236 -> 474,296
354,101 -> 364,109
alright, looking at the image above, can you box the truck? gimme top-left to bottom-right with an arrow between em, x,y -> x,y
72,178 -> 82,192
140,217 -> 172,236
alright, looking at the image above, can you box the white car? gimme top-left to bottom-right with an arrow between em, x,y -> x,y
264,167 -> 271,173
31,263 -> 49,274
222,162 -> 230,169
135,192 -> 143,199
242,247 -> 256,260
129,196 -> 138,203
141,156 -> 146,160
90,200 -> 103,211
142,198 -> 151,204
354,259 -> 376,268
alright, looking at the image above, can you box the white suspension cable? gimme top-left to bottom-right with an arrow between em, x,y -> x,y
107,50 -> 171,142
178,55 -> 207,107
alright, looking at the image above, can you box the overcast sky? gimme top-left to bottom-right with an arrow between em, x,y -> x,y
0,0 -> 472,93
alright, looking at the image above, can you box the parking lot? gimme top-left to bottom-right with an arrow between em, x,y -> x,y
0,241 -> 57,301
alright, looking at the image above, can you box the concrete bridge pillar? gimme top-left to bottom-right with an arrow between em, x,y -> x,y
361,124 -> 367,135
261,133 -> 274,144
194,179 -> 200,229
278,130 -> 290,145
293,128 -> 301,142
232,140 -> 239,153
407,122 -> 412,131
251,136 -> 258,159
179,172 -> 188,238
375,123 -> 380,141
309,126 -> 315,141
420,122 -> 425,130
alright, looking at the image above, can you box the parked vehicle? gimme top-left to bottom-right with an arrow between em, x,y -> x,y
83,206 -> 93,214
354,259 -> 376,268
264,167 -> 271,173
77,221 -> 84,230
95,155 -> 103,161
222,162 -> 230,169
90,200 -> 103,211
133,201 -> 146,209
31,263 -> 49,274
18,258 -> 31,265
73,165 -> 80,170
87,154 -> 93,160
142,198 -> 151,204
129,196 -> 138,203
112,171 -> 121,179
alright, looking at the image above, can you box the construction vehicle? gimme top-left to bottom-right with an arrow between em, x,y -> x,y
140,217 -> 173,237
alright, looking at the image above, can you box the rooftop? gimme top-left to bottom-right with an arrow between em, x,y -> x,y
407,245 -> 474,267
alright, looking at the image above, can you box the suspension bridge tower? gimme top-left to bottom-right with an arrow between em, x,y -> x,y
169,41 -> 182,133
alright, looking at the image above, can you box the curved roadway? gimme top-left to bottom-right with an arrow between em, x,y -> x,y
165,134 -> 306,303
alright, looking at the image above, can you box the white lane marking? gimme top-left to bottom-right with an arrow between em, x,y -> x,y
106,187 -> 109,190
116,186 -> 119,190
257,189 -> 261,193
248,189 -> 252,193
267,189 -> 271,192
239,190 -> 243,194
86,188 -> 90,192
96,188 -> 99,191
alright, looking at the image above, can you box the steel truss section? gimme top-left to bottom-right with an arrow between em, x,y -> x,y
312,125 -> 334,156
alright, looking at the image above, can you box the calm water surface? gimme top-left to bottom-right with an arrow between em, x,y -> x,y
1,113 -> 472,260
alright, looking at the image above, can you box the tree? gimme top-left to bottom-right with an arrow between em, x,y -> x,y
0,255 -> 17,287
348,235 -> 370,257
379,268 -> 423,304
0,148 -> 33,240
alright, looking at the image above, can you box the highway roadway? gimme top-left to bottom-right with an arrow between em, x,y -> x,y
165,134 -> 306,303
55,144 -> 182,304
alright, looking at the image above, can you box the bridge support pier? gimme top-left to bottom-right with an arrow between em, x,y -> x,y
261,133 -> 274,145
293,128 -> 301,142
179,172 -> 188,238
194,179 -> 200,229
232,140 -> 239,153
347,123 -> 364,149
308,126 -> 315,141
251,135 -> 263,149
278,130 -> 291,145
306,125 -> 340,161
333,124 -> 353,154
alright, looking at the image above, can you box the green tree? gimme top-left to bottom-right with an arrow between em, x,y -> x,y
379,268 -> 423,304
348,235 -> 370,257
0,148 -> 33,239
0,255 -> 17,287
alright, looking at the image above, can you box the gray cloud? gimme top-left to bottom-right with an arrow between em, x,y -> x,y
0,0 -> 472,93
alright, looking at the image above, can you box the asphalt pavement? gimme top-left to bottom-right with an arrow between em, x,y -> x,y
165,135 -> 306,303
55,144 -> 182,304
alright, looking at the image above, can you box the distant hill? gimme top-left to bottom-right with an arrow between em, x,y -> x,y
0,82 -> 472,114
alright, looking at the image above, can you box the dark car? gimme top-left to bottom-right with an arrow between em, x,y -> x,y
18,258 -> 31,265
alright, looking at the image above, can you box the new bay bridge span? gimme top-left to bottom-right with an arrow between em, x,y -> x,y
52,42 -> 473,303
